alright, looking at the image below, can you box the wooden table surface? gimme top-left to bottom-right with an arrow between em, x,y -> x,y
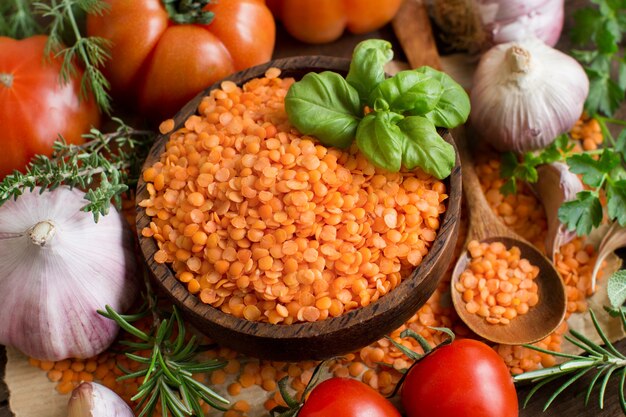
2,1 -> 625,416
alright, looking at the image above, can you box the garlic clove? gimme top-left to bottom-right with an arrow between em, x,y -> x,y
0,187 -> 138,361
592,222 -> 626,292
470,37 -> 589,153
68,382 -> 134,417
530,162 -> 584,260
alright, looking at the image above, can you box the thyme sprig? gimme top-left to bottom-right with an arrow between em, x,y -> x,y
0,0 -> 42,38
514,309 -> 626,413
99,276 -> 229,417
0,117 -> 154,222
34,0 -> 113,113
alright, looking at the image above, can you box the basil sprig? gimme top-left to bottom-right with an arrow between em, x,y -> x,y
285,39 -> 470,179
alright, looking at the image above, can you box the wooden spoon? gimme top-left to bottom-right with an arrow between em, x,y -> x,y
451,127 -> 567,345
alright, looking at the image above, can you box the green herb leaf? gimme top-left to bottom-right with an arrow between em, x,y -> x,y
414,66 -> 470,129
570,0 -> 626,116
558,190 -> 604,235
566,149 -> 619,187
571,7 -> 602,44
607,179 -> 626,226
355,111 -> 403,172
285,71 -> 362,149
368,70 -> 442,115
346,39 -> 393,104
397,116 -> 455,179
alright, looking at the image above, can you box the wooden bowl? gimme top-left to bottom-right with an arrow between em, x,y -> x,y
136,56 -> 462,361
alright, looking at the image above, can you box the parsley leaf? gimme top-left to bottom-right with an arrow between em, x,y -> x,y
607,179 -> 626,226
558,190 -> 604,236
571,0 -> 626,116
566,149 -> 620,187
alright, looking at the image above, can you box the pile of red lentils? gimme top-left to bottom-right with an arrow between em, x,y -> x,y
456,240 -> 540,325
29,108 -> 605,416
139,69 -> 447,324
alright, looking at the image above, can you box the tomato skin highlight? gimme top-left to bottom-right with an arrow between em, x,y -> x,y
0,35 -> 100,178
86,0 -> 275,120
267,0 -> 402,44
401,339 -> 519,417
299,377 -> 401,417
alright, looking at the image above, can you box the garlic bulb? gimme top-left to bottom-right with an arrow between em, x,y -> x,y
68,382 -> 134,417
477,0 -> 564,47
0,187 -> 138,360
470,37 -> 589,153
530,162 -> 584,260
429,0 -> 564,52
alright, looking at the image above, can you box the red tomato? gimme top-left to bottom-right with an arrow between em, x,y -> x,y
86,0 -> 275,120
0,36 -> 100,178
299,377 -> 401,417
401,339 -> 518,417
267,0 -> 402,44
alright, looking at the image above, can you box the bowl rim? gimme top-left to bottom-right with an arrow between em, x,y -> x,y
136,55 -> 461,341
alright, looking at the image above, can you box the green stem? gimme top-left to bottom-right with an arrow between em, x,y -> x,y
596,116 -> 616,147
0,73 -> 12,88
598,116 -> 626,127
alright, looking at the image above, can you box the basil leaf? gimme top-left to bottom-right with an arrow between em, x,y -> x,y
356,112 -> 403,172
368,70 -> 443,115
346,39 -> 394,104
397,116 -> 455,179
285,71 -> 362,149
415,66 -> 470,128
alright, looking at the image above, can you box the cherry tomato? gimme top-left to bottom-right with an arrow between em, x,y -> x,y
267,0 -> 402,44
86,0 -> 275,120
401,339 -> 518,417
299,377 -> 401,417
0,36 -> 100,178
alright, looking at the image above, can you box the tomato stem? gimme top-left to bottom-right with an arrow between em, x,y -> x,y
0,73 -> 13,88
161,0 -> 215,25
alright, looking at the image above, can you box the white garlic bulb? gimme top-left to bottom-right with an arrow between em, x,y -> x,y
470,37 -> 589,153
68,382 -> 134,417
0,187 -> 138,360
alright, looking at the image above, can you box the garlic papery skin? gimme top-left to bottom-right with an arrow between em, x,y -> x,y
470,37 -> 589,153
0,187 -> 138,361
478,0 -> 564,47
68,382 -> 134,417
531,162 -> 584,260
429,0 -> 564,53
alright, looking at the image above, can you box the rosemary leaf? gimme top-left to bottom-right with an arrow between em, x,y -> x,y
543,367 -> 593,410
619,368 -> 626,414
586,365 -> 610,406
599,366 -> 618,409
589,309 -> 626,359
523,374 -> 563,408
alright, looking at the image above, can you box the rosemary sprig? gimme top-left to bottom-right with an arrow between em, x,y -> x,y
0,117 -> 154,222
514,309 -> 626,413
0,0 -> 42,38
34,0 -> 113,114
98,275 -> 229,417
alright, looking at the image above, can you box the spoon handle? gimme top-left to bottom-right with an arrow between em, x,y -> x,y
453,127 -> 512,242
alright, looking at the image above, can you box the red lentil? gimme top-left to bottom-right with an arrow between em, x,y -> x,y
140,69 -> 447,324
456,240 -> 540,325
